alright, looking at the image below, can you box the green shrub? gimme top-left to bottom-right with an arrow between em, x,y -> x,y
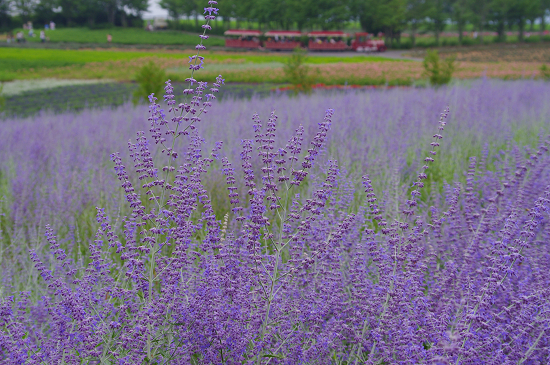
132,61 -> 167,105
423,49 -> 456,86
460,37 -> 477,46
541,64 -> 550,80
283,47 -> 318,94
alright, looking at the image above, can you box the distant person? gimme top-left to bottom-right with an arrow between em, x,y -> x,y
40,30 -> 45,43
107,34 -> 112,43
45,24 -> 49,30
50,21 -> 55,30
16,31 -> 24,43
28,28 -> 34,37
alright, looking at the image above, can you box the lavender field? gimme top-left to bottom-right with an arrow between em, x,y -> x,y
1,5 -> 550,362
1,78 -> 549,363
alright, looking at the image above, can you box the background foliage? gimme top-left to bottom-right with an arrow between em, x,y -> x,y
1,0 -> 550,48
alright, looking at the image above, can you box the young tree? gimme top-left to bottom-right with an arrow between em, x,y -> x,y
451,0 -> 469,44
256,0 -> 289,29
121,0 -> 148,27
538,0 -> 550,38
250,0 -> 296,31
426,0 -> 450,45
103,0 -> 118,25
352,0 -> 407,46
57,0 -> 80,26
12,0 -> 37,23
507,0 -> 538,41
159,0 -> 183,19
0,0 -> 12,30
311,0 -> 350,30
468,0 -> 490,43
287,0 -> 314,30
376,0 -> 408,45
489,0 -> 510,41
33,0 -> 58,26
77,0 -> 103,27
407,0 -> 429,47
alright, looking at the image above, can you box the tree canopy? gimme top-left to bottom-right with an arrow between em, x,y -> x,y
1,0 -> 549,45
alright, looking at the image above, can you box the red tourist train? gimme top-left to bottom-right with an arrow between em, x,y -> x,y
224,29 -> 386,52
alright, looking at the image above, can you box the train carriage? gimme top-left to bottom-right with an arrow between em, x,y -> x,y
264,30 -> 302,50
307,31 -> 349,51
224,29 -> 262,49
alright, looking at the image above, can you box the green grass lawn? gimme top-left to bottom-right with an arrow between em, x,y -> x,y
0,47 -> 186,69
12,27 -> 225,46
0,47 -> 188,80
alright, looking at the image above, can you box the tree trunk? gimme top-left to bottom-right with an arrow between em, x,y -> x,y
122,12 -> 127,27
518,19 -> 525,42
435,30 -> 440,45
385,27 -> 392,48
194,13 -> 199,29
540,15 -> 546,39
497,21 -> 505,42
478,18 -> 484,44
458,22 -> 463,45
108,6 -> 116,26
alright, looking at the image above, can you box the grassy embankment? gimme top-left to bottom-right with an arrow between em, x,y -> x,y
5,27 -> 226,46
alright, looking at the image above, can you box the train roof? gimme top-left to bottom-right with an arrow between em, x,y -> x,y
264,30 -> 302,37
307,31 -> 349,37
224,29 -> 261,36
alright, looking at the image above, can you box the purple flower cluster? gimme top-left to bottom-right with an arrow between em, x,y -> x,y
1,3 -> 550,363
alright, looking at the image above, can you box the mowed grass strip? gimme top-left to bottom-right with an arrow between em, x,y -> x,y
1,47 -> 400,69
0,47 -> 402,81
